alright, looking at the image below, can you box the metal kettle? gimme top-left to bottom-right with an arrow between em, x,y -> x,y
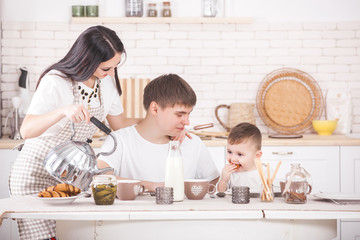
44,117 -> 117,191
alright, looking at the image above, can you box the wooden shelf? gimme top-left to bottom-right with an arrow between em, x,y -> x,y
71,17 -> 253,24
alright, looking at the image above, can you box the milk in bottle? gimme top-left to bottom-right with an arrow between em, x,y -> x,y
165,140 -> 184,201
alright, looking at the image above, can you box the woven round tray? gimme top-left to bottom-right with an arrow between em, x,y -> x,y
256,68 -> 324,135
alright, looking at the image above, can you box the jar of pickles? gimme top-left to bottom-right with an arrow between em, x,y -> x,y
91,175 -> 117,205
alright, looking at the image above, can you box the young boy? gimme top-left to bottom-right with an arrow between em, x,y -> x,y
97,74 -> 220,191
217,122 -> 263,192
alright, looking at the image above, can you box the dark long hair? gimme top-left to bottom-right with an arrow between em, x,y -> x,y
37,25 -> 126,96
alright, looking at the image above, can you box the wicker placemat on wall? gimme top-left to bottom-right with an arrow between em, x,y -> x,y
256,68 -> 324,135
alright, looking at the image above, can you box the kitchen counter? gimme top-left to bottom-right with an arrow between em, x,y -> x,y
1,134 -> 360,149
1,195 -> 359,239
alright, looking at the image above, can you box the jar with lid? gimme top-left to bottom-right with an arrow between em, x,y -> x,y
91,175 -> 117,205
283,163 -> 312,204
126,0 -> 143,17
162,1 -> 172,17
203,0 -> 218,17
147,3 -> 157,17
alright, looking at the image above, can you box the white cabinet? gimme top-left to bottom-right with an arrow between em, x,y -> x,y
340,146 -> 360,239
0,149 -> 19,199
340,220 -> 360,240
261,146 -> 340,193
0,149 -> 20,240
340,146 -> 360,193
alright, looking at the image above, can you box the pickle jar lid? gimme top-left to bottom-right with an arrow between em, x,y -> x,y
92,175 -> 117,184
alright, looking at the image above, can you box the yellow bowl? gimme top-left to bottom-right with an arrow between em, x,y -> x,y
312,120 -> 338,135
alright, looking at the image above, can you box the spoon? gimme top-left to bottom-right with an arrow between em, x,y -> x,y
216,192 -> 226,198
79,192 -> 91,198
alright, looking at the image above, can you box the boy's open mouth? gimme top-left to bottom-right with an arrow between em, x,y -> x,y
229,160 -> 241,169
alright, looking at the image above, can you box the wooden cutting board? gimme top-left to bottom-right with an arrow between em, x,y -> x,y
190,131 -> 229,137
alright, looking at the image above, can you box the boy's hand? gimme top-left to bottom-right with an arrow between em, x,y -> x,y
217,163 -> 237,192
221,163 -> 238,182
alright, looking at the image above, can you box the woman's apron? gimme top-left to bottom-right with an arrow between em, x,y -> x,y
9,79 -> 104,240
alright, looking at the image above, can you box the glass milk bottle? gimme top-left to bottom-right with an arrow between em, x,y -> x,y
165,140 -> 184,201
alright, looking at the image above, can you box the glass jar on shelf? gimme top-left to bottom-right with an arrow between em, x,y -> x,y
126,0 -> 143,17
162,1 -> 172,17
203,0 -> 218,17
147,3 -> 157,17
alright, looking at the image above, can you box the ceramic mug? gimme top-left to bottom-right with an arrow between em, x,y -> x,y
184,179 -> 216,200
215,103 -> 255,131
116,180 -> 144,200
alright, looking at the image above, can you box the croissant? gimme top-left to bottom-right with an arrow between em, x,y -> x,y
46,183 -> 81,196
38,190 -> 70,198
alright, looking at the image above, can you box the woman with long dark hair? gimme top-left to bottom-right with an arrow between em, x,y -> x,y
9,25 -> 137,240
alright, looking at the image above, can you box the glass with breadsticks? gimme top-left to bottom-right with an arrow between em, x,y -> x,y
256,158 -> 282,202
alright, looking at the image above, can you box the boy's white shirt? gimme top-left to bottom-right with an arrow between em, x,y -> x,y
227,166 -> 274,191
99,125 -> 220,182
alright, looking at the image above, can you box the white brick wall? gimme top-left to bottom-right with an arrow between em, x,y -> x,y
1,21 -> 360,135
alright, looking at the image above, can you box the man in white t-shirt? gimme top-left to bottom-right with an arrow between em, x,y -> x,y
97,74 -> 220,191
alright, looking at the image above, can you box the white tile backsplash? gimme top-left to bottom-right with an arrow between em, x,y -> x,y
1,21 -> 360,135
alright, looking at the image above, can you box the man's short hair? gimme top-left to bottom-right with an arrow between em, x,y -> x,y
228,122 -> 262,150
143,74 -> 197,110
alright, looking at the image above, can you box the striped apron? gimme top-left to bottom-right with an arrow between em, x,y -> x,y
9,79 -> 104,240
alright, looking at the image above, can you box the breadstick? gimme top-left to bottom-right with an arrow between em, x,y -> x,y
267,163 -> 270,186
270,161 -> 282,185
256,158 -> 272,200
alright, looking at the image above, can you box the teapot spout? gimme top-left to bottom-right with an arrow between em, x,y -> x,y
95,167 -> 114,176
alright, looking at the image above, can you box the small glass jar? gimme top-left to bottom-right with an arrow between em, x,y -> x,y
203,0 -> 217,17
147,3 -> 157,17
126,0 -> 143,17
91,175 -> 117,205
232,186 -> 250,204
162,1 -> 172,17
260,184 -> 274,202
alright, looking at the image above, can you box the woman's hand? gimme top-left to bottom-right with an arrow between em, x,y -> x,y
20,104 -> 90,139
62,104 -> 91,124
144,182 -> 165,192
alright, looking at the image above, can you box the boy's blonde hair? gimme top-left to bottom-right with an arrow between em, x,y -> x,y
143,74 -> 197,110
228,122 -> 262,150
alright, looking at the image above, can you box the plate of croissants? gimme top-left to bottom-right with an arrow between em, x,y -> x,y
33,183 -> 82,205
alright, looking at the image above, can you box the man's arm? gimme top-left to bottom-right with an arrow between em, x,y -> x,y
97,159 -> 164,192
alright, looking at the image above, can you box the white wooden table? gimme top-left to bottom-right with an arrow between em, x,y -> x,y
1,195 -> 359,240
